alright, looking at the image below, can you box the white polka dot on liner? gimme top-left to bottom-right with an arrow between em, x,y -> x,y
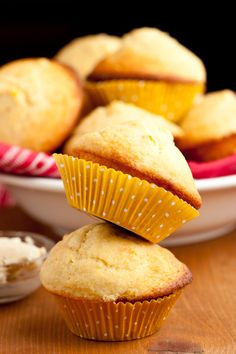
150,184 -> 156,188
146,228 -> 151,232
125,334 -> 129,337
83,208 -> 87,211
115,309 -> 119,313
96,320 -> 100,325
101,191 -> 105,196
93,178 -> 98,183
70,195 -> 73,200
144,198 -> 148,203
124,316 -> 127,320
116,221 -> 120,225
60,163 -> 64,168
137,212 -> 142,217
134,322 -> 137,326
100,306 -> 103,310
123,208 -> 128,213
178,209 -> 182,213
163,316 -> 166,320
132,226 -> 136,230
100,168 -> 105,172
86,165 -> 91,169
155,235 -> 160,239
152,214 -> 156,218
85,187 -> 88,191
115,325 -> 119,329
182,219 -> 187,224
131,195 -> 136,200
171,201 -> 176,206
71,176 -> 76,181
71,309 -> 75,313
102,212 -> 107,216
127,175 -> 132,180
119,187 -> 124,192
85,324 -> 88,328
158,200 -> 162,204
107,315 -> 110,319
160,224 -> 164,228
109,178 -> 113,184
111,200 -> 115,205
165,212 -> 170,217
92,200 -> 96,205
104,333 -> 108,337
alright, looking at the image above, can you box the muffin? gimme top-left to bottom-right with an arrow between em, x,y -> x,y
0,58 -> 83,152
64,101 -> 184,155
86,27 -> 206,122
40,223 -> 192,341
178,90 -> 236,161
54,121 -> 201,243
55,34 -> 121,80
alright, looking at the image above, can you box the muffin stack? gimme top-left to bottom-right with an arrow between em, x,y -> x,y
41,124 -> 201,341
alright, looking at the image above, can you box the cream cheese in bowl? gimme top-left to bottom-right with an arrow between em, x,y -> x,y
0,231 -> 54,303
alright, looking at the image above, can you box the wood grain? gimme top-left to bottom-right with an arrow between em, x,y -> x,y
0,207 -> 236,354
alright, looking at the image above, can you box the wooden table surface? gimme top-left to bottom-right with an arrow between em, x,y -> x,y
0,207 -> 236,354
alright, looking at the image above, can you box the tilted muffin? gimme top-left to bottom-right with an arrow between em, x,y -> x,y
54,121 -> 201,243
178,90 -> 236,161
41,223 -> 192,341
64,101 -> 184,155
0,58 -> 83,152
55,34 -> 121,80
86,27 -> 206,121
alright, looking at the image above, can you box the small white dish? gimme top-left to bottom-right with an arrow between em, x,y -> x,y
0,231 -> 54,303
0,173 -> 236,246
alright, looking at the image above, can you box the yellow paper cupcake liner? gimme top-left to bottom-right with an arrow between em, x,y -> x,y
85,80 -> 205,122
54,154 -> 199,243
54,290 -> 180,341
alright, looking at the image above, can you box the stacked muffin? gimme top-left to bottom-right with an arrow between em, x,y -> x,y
41,120 -> 201,341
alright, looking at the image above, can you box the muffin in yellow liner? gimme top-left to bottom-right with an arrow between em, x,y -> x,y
55,120 -> 200,243
40,223 -> 191,341
86,27 -> 206,122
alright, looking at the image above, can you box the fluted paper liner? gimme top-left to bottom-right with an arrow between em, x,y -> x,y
54,291 -> 180,341
85,80 -> 204,122
54,154 -> 199,243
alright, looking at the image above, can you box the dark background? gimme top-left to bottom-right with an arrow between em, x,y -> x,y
0,3 -> 234,91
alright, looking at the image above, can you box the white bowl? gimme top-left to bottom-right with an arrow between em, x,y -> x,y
1,173 -> 236,246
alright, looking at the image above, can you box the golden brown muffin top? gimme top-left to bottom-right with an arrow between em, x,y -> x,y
40,223 -> 192,301
179,90 -> 236,149
55,34 -> 121,79
89,27 -> 206,83
0,58 -> 82,152
71,120 -> 201,209
64,101 -> 184,155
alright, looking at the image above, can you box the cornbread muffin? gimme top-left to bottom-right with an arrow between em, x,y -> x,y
64,101 -> 184,155
178,90 -> 236,161
41,223 -> 192,301
0,58 -> 83,152
40,223 -> 191,340
71,121 -> 201,209
55,34 -> 121,80
86,27 -> 206,121
89,27 -> 205,83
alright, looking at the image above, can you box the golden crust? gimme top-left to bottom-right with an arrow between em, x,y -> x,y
0,58 -> 83,152
181,133 -> 236,162
70,121 -> 201,209
55,34 -> 121,79
40,223 -> 192,302
89,28 -> 206,83
179,90 -> 236,151
64,101 -> 184,155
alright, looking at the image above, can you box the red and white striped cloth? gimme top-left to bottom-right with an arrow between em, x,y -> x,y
1,142 -> 236,207
0,143 -> 60,178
